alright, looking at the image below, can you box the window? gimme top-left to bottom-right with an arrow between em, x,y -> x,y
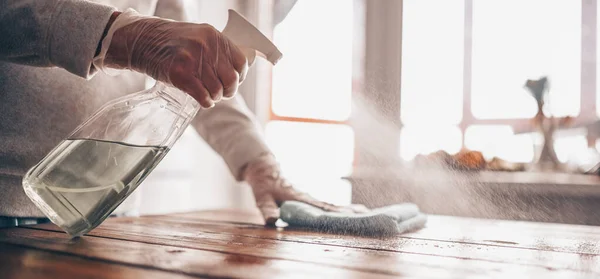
266,0 -> 355,205
267,0 -> 598,198
400,0 -> 595,165
400,0 -> 464,160
471,0 -> 580,119
400,0 -> 464,126
271,0 -> 353,121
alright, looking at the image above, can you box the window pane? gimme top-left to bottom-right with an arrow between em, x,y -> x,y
464,125 -> 534,163
272,0 -> 353,121
265,121 -> 354,204
401,0 -> 464,125
399,125 -> 462,161
554,134 -> 588,163
471,0 -> 581,119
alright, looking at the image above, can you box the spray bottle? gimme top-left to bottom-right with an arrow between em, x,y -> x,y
22,10 -> 282,237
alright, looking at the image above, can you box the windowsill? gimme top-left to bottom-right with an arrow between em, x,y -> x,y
345,167 -> 600,197
346,166 -> 600,225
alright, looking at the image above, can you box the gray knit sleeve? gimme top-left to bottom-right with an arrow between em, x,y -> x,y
0,0 -> 116,78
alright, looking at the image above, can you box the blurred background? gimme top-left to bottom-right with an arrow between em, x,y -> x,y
137,0 -> 600,225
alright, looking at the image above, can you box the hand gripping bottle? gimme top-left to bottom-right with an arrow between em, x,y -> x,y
22,10 -> 282,237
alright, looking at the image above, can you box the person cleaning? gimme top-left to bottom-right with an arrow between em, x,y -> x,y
1,0 -> 427,236
0,0 -> 363,228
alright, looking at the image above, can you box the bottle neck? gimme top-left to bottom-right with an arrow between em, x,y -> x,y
153,81 -> 200,117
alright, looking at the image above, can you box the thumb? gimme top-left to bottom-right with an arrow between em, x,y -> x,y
255,193 -> 280,226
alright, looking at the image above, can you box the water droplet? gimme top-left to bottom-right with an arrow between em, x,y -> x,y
125,101 -> 130,106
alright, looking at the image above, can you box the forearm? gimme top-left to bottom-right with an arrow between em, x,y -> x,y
0,0 -> 115,78
191,94 -> 272,180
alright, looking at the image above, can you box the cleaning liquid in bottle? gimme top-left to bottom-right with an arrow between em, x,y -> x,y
23,139 -> 168,235
22,10 -> 282,237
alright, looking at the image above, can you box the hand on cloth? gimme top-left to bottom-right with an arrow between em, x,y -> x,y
279,201 -> 428,236
94,9 -> 249,108
243,154 -> 370,225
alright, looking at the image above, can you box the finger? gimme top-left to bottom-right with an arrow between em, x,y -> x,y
283,188 -> 342,213
348,204 -> 370,213
201,63 -> 224,102
293,192 -> 366,214
167,49 -> 214,108
239,61 -> 248,84
171,74 -> 214,108
217,62 -> 240,99
255,194 -> 280,226
227,42 -> 249,83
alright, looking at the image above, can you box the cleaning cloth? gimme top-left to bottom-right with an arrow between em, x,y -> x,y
280,201 -> 427,237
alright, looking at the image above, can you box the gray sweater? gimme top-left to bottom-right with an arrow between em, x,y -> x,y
0,0 -> 271,217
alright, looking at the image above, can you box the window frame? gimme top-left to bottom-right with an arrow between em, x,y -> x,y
460,0 -> 597,143
261,0 -> 404,168
257,0 -> 598,170
262,0 -> 366,166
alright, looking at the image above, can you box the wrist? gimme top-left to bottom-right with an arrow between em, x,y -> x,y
243,153 -> 279,181
96,11 -> 121,57
103,15 -> 173,72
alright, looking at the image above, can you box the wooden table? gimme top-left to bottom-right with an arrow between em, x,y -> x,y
2,210 -> 600,278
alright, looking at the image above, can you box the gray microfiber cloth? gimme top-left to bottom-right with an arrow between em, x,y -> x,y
280,201 -> 427,237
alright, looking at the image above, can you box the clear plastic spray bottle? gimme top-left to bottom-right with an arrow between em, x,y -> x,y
22,10 -> 282,237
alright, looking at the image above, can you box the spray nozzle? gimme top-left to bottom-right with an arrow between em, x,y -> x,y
222,10 -> 283,66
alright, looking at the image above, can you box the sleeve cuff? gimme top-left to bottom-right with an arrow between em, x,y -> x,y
48,0 -> 116,79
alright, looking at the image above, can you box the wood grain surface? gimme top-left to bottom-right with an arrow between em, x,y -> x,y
2,209 -> 600,278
